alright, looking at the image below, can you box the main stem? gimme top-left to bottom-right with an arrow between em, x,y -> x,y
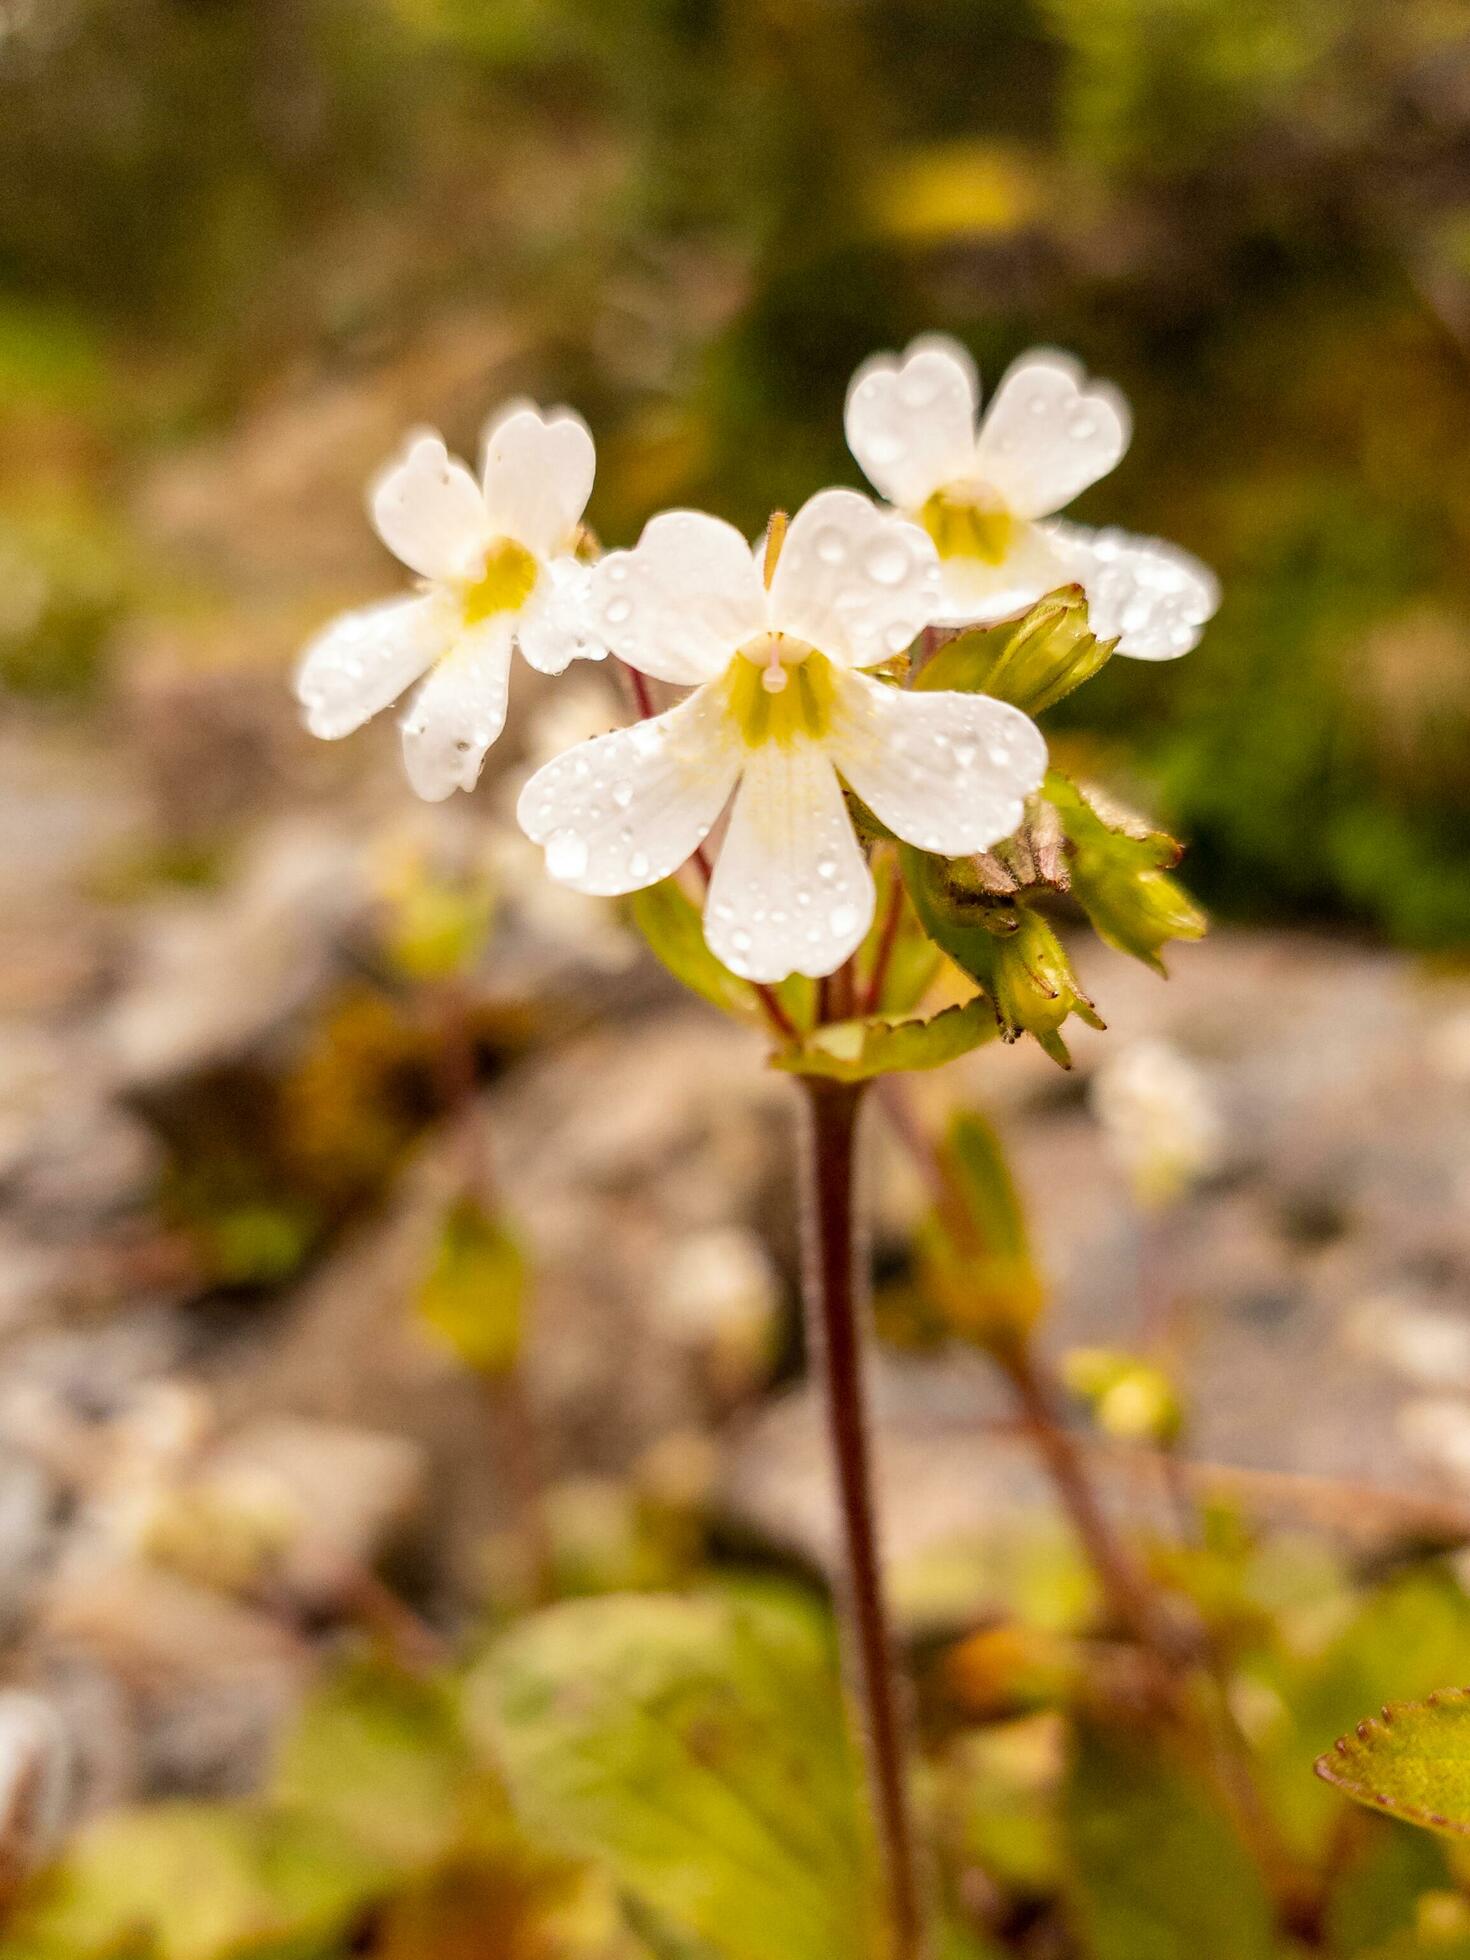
800,1077 -> 926,1960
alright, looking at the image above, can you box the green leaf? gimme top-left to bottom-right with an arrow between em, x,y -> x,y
918,1110 -> 1045,1348
417,1197 -> 526,1378
1323,1815 -> 1450,1956
1046,771 -> 1207,973
1316,1690 -> 1470,1838
272,1658 -> 503,1871
1064,1724 -> 1277,1960
914,587 -> 1115,714
901,846 -> 1101,1066
6,1803 -> 380,1960
773,997 -> 997,1081
469,1591 -> 878,1960
629,879 -> 772,1027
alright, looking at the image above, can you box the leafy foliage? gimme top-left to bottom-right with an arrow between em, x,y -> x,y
473,1590 -> 878,1960
417,1198 -> 527,1379
1316,1692 -> 1470,1840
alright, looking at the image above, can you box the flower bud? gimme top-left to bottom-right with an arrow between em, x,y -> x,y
966,907 -> 1105,1067
915,586 -> 1116,715
1047,773 -> 1206,974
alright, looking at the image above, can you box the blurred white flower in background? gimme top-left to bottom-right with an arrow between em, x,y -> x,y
846,335 -> 1218,657
296,404 -> 603,801
1089,1038 -> 1224,1208
520,488 -> 1046,982
653,1225 -> 782,1400
0,1691 -> 70,1888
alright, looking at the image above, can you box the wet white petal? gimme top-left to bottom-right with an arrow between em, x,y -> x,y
400,622 -> 514,801
1043,521 -> 1219,660
705,743 -> 874,983
295,594 -> 445,739
517,682 -> 740,895
482,405 -> 595,560
518,558 -> 605,675
830,668 -> 1046,855
768,489 -> 939,669
591,510 -> 765,684
370,433 -> 490,582
932,522 -> 1073,626
845,336 -> 980,509
973,350 -> 1130,520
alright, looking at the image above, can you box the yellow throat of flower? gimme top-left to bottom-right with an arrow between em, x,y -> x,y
724,638 -> 836,746
918,486 -> 1016,565
460,536 -> 539,624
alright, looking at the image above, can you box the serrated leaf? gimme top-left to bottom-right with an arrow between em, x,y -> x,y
914,588 -> 1114,714
1046,771 -> 1206,973
1316,1690 -> 1470,1838
773,997 -> 997,1081
1064,1724 -> 1277,1960
418,1197 -> 526,1378
468,1591 -> 878,1960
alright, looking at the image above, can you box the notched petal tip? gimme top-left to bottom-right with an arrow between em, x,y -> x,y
845,336 -> 981,510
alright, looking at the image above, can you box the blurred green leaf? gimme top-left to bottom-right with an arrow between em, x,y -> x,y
915,589 -> 1114,715
1316,1690 -> 1470,1839
918,1109 -> 1045,1349
1047,772 -> 1207,973
418,1198 -> 527,1380
272,1659 -> 503,1872
1064,1724 -> 1277,1960
470,1591 -> 878,1960
6,1803 -> 379,1960
773,997 -> 997,1081
1324,1815 -> 1450,1956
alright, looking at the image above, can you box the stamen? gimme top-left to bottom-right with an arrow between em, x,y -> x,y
763,510 -> 788,589
761,639 -> 789,694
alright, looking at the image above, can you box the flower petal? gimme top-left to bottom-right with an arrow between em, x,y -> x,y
400,622 -> 514,801
517,682 -> 740,895
933,522 -> 1073,626
973,350 -> 1130,520
845,336 -> 980,509
767,488 -> 940,669
370,433 -> 490,582
829,667 -> 1046,855
705,743 -> 874,983
591,511 -> 765,685
295,594 -> 443,739
518,559 -> 605,675
1042,521 -> 1219,660
482,405 -> 595,560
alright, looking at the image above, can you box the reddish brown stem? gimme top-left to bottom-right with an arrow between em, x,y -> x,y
861,868 -> 906,1017
800,1078 -> 927,1960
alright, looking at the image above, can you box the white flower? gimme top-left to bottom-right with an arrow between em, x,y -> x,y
295,404 -> 603,800
845,336 -> 1219,659
1089,1038 -> 1224,1206
517,488 -> 1047,984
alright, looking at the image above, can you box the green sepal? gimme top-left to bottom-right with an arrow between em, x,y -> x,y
1046,770 -> 1207,973
773,997 -> 997,1081
915,586 -> 1116,714
900,846 -> 1103,1067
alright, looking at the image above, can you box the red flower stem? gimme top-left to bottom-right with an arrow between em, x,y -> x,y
861,865 -> 906,1017
800,1077 -> 927,1960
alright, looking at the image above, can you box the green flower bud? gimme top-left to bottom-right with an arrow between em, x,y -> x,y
1046,771 -> 1206,973
914,585 -> 1116,715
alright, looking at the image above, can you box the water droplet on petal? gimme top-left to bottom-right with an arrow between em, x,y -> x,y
815,526 -> 847,565
546,829 -> 589,881
863,540 -> 909,587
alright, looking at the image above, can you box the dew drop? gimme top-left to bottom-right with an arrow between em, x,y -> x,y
732,928 -> 752,953
863,541 -> 909,587
605,596 -> 633,625
816,856 -> 838,881
546,829 -> 589,881
883,620 -> 914,655
828,904 -> 858,938
815,526 -> 848,565
612,780 -> 634,809
628,851 -> 650,880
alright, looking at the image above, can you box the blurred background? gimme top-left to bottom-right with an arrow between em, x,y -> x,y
2,0 -> 1470,1949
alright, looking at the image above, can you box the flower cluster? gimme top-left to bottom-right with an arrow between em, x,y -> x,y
295,337 -> 1217,987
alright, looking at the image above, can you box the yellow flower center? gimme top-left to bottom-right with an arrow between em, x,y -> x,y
459,536 -> 538,625
725,637 -> 836,746
918,485 -> 1016,565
